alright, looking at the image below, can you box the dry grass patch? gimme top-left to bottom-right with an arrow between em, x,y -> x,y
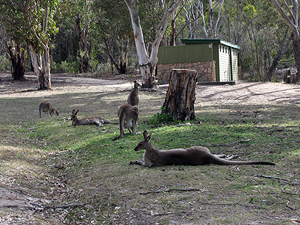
0,75 -> 299,224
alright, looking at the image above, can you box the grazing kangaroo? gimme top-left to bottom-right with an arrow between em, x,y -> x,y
71,109 -> 116,126
39,101 -> 59,118
112,104 -> 139,140
129,131 -> 276,167
127,81 -> 140,106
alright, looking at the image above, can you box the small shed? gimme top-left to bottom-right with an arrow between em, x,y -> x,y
156,39 -> 240,84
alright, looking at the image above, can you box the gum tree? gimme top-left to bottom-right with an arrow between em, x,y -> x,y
124,0 -> 183,88
270,0 -> 300,83
0,0 -> 60,89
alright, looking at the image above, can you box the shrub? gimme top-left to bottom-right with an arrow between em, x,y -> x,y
148,107 -> 180,126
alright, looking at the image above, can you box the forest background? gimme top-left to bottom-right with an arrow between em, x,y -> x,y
0,0 -> 296,83
0,1 -> 300,224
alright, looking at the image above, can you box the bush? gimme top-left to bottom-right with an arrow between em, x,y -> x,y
148,107 -> 180,126
60,59 -> 80,74
0,57 -> 10,71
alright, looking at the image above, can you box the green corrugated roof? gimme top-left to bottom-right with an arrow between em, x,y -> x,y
181,39 -> 240,50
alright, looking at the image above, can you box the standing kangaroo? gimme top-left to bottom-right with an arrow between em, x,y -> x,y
112,104 -> 139,140
127,81 -> 140,106
71,109 -> 116,126
39,101 -> 59,118
129,131 -> 276,167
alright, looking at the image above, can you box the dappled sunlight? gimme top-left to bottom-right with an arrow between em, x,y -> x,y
1,77 -> 300,224
0,144 -> 49,192
196,82 -> 300,105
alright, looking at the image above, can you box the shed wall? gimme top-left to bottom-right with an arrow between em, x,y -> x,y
158,44 -> 213,64
157,40 -> 239,83
157,61 -> 216,84
218,45 -> 232,81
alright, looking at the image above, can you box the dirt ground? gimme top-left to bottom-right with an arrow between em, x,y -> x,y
1,72 -> 300,105
0,72 -> 300,224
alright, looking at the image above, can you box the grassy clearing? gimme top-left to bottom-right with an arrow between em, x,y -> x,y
0,79 -> 299,224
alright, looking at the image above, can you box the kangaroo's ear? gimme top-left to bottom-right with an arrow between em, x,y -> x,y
143,130 -> 148,139
146,133 -> 152,141
75,109 -> 79,115
72,109 -> 75,114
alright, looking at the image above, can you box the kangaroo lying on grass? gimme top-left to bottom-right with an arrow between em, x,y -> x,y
71,109 -> 116,126
39,101 -> 59,118
127,81 -> 140,106
113,104 -> 139,140
129,131 -> 276,167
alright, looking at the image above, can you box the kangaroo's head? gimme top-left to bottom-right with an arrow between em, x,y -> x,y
134,130 -> 152,151
133,81 -> 141,89
52,108 -> 59,116
71,109 -> 79,121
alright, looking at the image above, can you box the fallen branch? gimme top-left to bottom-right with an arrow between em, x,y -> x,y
197,201 -> 266,209
151,211 -> 174,217
44,202 -> 86,209
140,188 -> 201,195
286,201 -> 295,210
256,174 -> 290,182
1,202 -> 85,211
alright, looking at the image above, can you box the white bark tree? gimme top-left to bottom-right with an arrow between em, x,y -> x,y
124,0 -> 183,88
270,0 -> 300,83
182,0 -> 224,39
28,1 -> 59,90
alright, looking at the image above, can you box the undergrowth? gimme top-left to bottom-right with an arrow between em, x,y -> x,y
148,106 -> 180,125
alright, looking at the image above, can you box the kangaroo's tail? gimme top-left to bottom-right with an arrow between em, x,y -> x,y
217,159 -> 275,166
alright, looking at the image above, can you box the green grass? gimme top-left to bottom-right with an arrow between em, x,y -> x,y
0,80 -> 300,224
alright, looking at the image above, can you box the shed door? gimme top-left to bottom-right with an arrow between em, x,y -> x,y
231,49 -> 238,81
219,45 -> 231,81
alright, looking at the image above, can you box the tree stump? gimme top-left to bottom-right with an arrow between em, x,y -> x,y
162,69 -> 198,121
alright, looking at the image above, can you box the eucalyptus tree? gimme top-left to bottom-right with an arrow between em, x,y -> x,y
75,0 -> 90,73
0,1 -> 28,80
124,0 -> 183,88
221,0 -> 291,81
270,0 -> 300,83
92,0 -> 132,74
0,23 -> 7,69
0,0 -> 61,89
182,0 -> 225,39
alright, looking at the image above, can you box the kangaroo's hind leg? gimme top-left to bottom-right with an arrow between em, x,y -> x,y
213,154 -> 238,160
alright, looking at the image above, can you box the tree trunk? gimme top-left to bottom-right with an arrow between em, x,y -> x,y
119,40 -> 129,74
162,69 -> 198,121
266,29 -> 290,82
29,45 -> 51,90
103,38 -> 126,74
170,12 -> 177,46
76,4 -> 89,73
292,33 -> 300,83
124,0 -> 183,89
76,12 -> 83,73
7,41 -> 25,81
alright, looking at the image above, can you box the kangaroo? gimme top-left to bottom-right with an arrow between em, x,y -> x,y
71,109 -> 116,126
129,131 -> 276,167
39,101 -> 59,118
127,81 -> 140,106
112,104 -> 139,140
